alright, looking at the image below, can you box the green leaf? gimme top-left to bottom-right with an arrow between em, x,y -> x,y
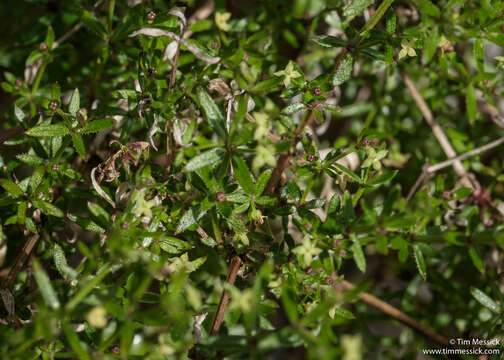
331,163 -> 361,183
413,244 -> 427,280
470,287 -> 501,314
0,179 -> 24,197
368,170 -> 398,186
14,105 -> 26,122
82,10 -> 108,40
29,165 -> 45,193
418,0 -> 440,17
69,88 -> 80,115
468,245 -> 484,273
80,118 -> 114,134
312,36 -> 347,48
185,148 -> 223,172
343,0 -> 374,20
328,194 -> 341,214
26,124 -> 70,137
45,26 -> 55,49
72,134 -> 86,157
466,85 -> 477,124
232,156 -> 255,195
385,11 -> 396,35
158,236 -> 192,254
16,153 -> 44,165
252,77 -> 283,92
333,55 -> 354,86
66,263 -> 112,311
62,321 -> 91,360
53,243 -> 78,280
33,260 -> 60,309
255,169 -> 272,196
176,208 -> 197,234
32,199 -> 64,217
453,187 -> 472,200
282,102 -> 306,115
352,240 -> 366,273
474,39 -> 484,73
280,181 -> 301,202
17,201 -> 27,225
196,87 -> 227,139
361,0 -> 395,33
87,202 -> 111,225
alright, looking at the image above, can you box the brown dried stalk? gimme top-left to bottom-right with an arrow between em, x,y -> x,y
402,74 -> 474,190
339,280 -> 450,347
210,256 -> 242,335
1,234 -> 40,289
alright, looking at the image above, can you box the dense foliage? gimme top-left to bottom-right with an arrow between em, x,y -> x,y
1,0 -> 504,359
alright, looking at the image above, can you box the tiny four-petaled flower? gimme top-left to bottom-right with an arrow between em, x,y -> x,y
398,39 -> 416,60
215,12 -> 231,32
362,147 -> 388,171
293,237 -> 322,267
274,61 -> 302,87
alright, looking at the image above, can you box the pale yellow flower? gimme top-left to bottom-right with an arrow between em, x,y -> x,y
293,237 -> 321,266
398,40 -> 416,60
87,306 -> 107,328
215,12 -> 231,32
274,61 -> 302,87
362,147 -> 388,171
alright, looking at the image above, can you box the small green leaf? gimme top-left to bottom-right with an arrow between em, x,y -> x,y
413,244 -> 427,280
470,287 -> 501,314
418,0 -> 441,17
328,194 -> 341,214
82,10 -> 108,40
159,236 -> 192,254
453,187 -> 472,200
185,148 -> 223,172
53,243 -> 78,280
45,26 -> 55,49
333,55 -> 354,86
232,155 -> 255,195
468,245 -> 484,273
331,163 -> 361,183
312,35 -> 347,48
368,170 -> 398,186
33,260 -> 60,309
72,134 -> 86,157
26,124 -> 70,137
69,88 -> 80,115
352,240 -> 366,273
361,0 -> 395,33
196,87 -> 227,139
62,321 -> 91,360
343,0 -> 374,20
80,118 -> 114,134
176,208 -> 197,234
255,169 -> 272,196
17,201 -> 27,225
466,85 -> 477,124
29,165 -> 45,193
280,181 -> 301,202
474,39 -> 484,73
32,199 -> 64,217
0,179 -> 24,197
282,102 -> 306,115
14,105 -> 25,122
386,11 -> 396,35
16,153 -> 44,166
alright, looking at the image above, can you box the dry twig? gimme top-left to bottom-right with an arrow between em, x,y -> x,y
210,256 -> 242,335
